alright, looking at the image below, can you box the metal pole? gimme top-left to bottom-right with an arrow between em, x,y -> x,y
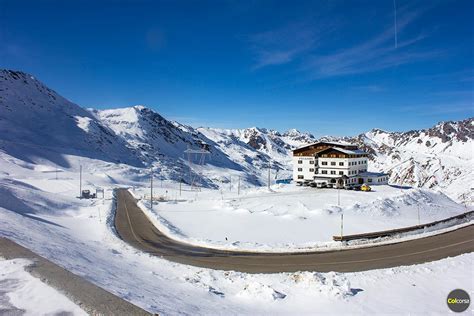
340,212 -> 344,239
79,165 -> 82,198
179,179 -> 182,196
238,176 -> 240,196
150,168 -> 153,211
267,163 -> 271,190
338,186 -> 340,206
229,176 -> 232,192
417,205 -> 420,225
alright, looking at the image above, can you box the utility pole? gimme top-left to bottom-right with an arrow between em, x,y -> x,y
338,186 -> 340,206
340,212 -> 344,239
56,167 -> 58,180
229,176 -> 232,192
238,176 -> 240,196
150,168 -> 153,211
417,204 -> 420,225
267,163 -> 271,190
179,179 -> 182,196
79,165 -> 82,198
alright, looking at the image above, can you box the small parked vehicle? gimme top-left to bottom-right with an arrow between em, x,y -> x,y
361,183 -> 372,192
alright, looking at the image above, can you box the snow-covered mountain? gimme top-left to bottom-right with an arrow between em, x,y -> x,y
326,119 -> 474,202
0,70 -> 142,168
95,107 -> 316,185
0,69 -> 472,202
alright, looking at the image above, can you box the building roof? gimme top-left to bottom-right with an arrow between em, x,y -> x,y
293,140 -> 354,151
317,147 -> 368,155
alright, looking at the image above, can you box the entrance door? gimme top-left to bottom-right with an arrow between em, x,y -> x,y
358,177 -> 364,184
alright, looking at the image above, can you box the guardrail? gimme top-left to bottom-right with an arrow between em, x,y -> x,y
333,210 -> 474,241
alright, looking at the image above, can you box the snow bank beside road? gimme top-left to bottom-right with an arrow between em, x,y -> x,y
0,258 -> 86,315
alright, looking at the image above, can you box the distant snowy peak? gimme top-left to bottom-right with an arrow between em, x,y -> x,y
317,118 -> 473,202
197,126 -> 316,153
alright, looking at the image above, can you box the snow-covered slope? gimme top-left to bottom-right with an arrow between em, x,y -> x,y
328,119 -> 474,202
197,127 -> 316,180
0,70 -> 141,168
1,69 -> 471,202
94,106 -> 248,187
95,107 -> 317,185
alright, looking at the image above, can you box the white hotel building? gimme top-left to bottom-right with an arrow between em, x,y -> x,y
292,141 -> 388,187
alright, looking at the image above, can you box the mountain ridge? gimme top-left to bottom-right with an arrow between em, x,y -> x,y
1,69 -> 472,202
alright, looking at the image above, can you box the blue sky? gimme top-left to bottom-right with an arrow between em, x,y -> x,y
1,0 -> 473,136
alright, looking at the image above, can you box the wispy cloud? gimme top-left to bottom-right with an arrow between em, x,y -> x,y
397,102 -> 474,116
248,2 -> 440,79
352,85 -> 387,93
248,20 -> 335,70
304,5 -> 438,78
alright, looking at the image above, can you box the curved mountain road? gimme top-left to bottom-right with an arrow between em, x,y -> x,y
114,189 -> 474,273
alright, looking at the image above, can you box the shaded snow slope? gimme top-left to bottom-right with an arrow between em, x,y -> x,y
0,70 -> 141,168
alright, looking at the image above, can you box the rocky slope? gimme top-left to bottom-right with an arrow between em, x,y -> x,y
327,119 -> 474,202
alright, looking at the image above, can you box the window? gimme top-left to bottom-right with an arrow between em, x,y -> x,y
322,161 -> 328,165
339,162 -> 344,166
309,168 -> 314,172
339,171 -> 344,175
368,178 -> 372,183
309,160 -> 315,164
321,170 -> 327,174
298,175 -> 304,179
297,168 -> 302,171
331,162 -> 336,166
298,160 -> 302,164
330,171 -> 336,175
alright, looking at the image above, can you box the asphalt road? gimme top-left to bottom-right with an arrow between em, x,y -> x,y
115,189 -> 474,273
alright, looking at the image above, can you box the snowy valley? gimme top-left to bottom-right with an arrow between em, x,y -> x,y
0,69 -> 473,315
